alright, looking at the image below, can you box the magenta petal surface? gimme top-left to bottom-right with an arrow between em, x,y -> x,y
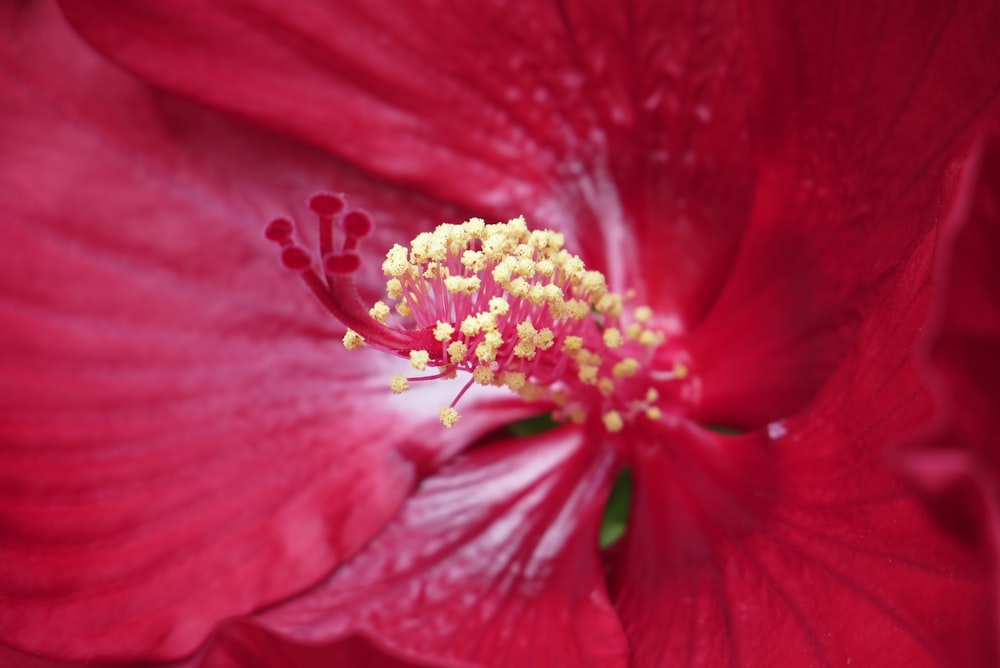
691,0 -> 1000,427
242,428 -> 629,668
0,3 -> 521,660
611,230 -> 996,666
57,0 -> 755,323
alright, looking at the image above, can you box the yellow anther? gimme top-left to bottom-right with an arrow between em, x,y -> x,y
567,299 -> 590,320
369,301 -> 390,323
638,329 -> 659,347
483,233 -> 510,259
491,257 -> 516,283
506,215 -> 529,234
475,330 -> 503,363
396,301 -> 413,317
385,278 -> 404,299
602,411 -> 625,433
536,328 -> 554,350
488,296 -> 510,315
568,407 -> 587,424
460,315 -> 481,337
645,406 -> 663,421
549,300 -> 570,320
529,229 -> 564,251
527,284 -> 548,306
578,364 -> 599,385
613,358 -> 641,378
561,255 -> 586,280
422,262 -> 446,280
562,336 -> 583,355
440,406 -> 461,428
433,321 -> 455,342
581,271 -> 608,297
577,349 -> 602,367
514,243 -> 534,260
428,239 -> 448,262
465,217 -> 486,234
461,250 -> 487,271
516,320 -> 538,339
536,258 -> 555,276
602,327 -> 624,349
518,382 -> 545,401
382,245 -> 411,277
508,277 -> 530,297
626,323 -> 643,340
542,284 -> 564,305
390,374 -> 409,394
474,343 -> 496,364
514,321 -> 538,359
596,293 -> 623,317
473,365 -> 495,385
342,330 -> 365,350
513,342 -> 536,360
499,370 -> 526,391
411,230 -> 448,264
408,232 -> 433,263
409,350 -> 430,370
444,275 -> 481,295
645,387 -> 660,402
516,257 -> 536,277
635,306 -> 653,323
598,378 -> 616,396
475,311 -> 498,331
673,362 -> 689,379
447,340 -> 469,364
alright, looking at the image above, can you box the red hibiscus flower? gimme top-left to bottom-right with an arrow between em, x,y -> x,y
2,1 -> 999,666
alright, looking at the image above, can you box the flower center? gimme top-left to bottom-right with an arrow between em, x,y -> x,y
266,194 -> 696,431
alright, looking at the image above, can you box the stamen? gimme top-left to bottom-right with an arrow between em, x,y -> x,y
267,200 -> 697,432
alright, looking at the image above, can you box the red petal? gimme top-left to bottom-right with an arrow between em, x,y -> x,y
0,3 -> 523,661
1,632 -> 431,668
246,428 -> 628,668
913,136 -> 1000,479
690,0 -> 1000,427
196,629 -> 437,668
57,0 -> 755,323
900,136 -> 1000,652
611,229 -> 997,665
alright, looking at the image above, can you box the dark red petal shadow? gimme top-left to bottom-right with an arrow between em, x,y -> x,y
237,427 -> 629,668
691,0 -> 1000,427
196,631 -> 442,668
612,227 -> 997,666
57,0 -> 755,324
0,3 -> 526,661
899,137 -> 1000,654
